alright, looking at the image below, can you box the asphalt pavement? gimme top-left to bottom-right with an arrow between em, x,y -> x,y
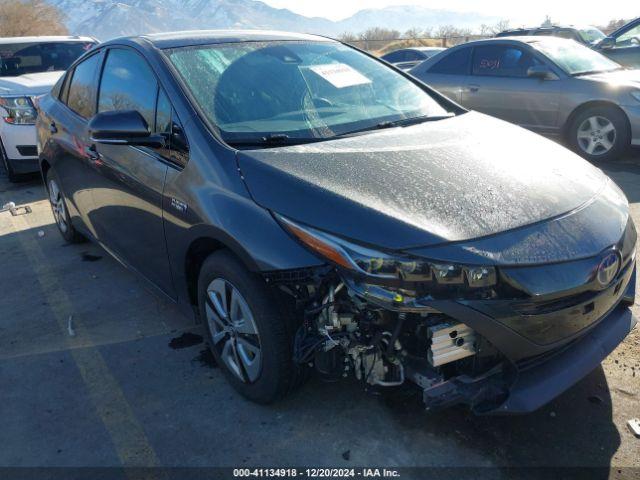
1,153 -> 639,479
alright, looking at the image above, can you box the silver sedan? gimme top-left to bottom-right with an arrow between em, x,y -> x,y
410,37 -> 640,161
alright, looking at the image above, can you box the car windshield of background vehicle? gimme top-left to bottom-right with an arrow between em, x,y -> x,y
167,41 -> 451,145
0,42 -> 95,77
579,27 -> 606,44
533,39 -> 622,75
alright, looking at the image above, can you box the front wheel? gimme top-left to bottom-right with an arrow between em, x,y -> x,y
568,106 -> 630,162
198,250 -> 305,404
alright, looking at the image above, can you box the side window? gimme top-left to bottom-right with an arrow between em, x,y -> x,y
98,48 -> 157,129
65,53 -> 101,118
155,88 -> 172,159
51,74 -> 65,99
382,51 -> 403,63
156,88 -> 189,168
405,51 -> 424,62
155,87 -> 171,135
170,116 -> 189,168
472,45 -> 540,78
616,24 -> 640,47
556,30 -> 579,41
429,47 -> 471,75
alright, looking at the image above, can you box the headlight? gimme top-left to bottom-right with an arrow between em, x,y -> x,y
277,214 -> 497,288
631,90 -> 640,103
0,96 -> 37,125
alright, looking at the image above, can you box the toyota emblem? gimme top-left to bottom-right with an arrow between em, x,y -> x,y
596,251 -> 620,288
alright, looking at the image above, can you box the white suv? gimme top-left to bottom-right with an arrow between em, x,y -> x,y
0,36 -> 96,182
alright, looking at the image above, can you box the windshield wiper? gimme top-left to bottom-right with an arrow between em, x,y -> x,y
225,133 -> 325,148
331,113 -> 455,139
225,114 -> 456,147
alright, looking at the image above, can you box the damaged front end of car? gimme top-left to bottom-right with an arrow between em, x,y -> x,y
263,213 -> 638,415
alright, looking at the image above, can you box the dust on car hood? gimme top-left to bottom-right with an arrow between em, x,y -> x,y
237,112 -> 609,250
0,71 -> 64,96
578,69 -> 640,89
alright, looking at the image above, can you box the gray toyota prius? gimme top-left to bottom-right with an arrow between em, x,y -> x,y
36,30 -> 637,414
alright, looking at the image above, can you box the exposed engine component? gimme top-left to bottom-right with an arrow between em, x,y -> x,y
290,275 -> 494,408
427,322 -> 476,367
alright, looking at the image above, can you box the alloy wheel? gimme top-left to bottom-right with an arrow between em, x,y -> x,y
48,179 -> 68,233
577,116 -> 617,156
205,278 -> 262,383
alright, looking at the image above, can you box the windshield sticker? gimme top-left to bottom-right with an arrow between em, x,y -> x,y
308,63 -> 371,88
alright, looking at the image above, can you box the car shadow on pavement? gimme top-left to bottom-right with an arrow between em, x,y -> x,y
265,363 -> 620,470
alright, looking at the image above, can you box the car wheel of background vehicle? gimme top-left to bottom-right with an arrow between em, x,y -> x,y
198,250 -> 306,404
568,106 -> 629,162
46,169 -> 85,243
0,142 -> 19,183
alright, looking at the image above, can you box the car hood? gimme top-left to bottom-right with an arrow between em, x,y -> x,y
578,69 -> 640,89
237,112 -> 612,254
0,71 -> 64,96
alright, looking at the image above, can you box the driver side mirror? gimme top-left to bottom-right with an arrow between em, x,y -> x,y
527,65 -> 558,80
89,110 -> 165,148
598,36 -> 616,50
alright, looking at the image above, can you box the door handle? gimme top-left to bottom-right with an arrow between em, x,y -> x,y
84,144 -> 100,162
49,122 -> 57,134
468,85 -> 480,93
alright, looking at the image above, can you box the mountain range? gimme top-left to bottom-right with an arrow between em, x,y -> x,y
48,0 -> 499,40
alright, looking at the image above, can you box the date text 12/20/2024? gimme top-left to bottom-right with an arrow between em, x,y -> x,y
233,469 -> 401,478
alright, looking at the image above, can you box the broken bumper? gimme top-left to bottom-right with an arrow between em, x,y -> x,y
492,304 -> 636,414
419,266 -> 637,414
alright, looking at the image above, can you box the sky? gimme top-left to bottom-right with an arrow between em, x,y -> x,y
262,0 -> 636,26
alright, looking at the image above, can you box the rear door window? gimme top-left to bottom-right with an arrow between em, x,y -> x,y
472,45 -> 540,77
98,48 -> 157,128
429,47 -> 471,74
65,53 -> 101,118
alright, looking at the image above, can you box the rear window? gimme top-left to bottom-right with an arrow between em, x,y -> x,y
0,42 -> 95,77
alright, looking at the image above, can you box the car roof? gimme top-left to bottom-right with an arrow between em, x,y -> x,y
134,30 -> 335,49
0,36 -> 95,44
500,25 -> 599,34
407,47 -> 445,51
461,36 -> 569,46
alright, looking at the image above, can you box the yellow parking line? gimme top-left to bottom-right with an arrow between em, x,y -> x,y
5,204 -> 162,475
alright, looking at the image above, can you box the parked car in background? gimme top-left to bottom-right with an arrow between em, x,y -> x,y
381,47 -> 445,70
595,17 -> 640,68
496,25 -> 606,46
37,31 -> 636,414
0,36 -> 96,181
410,36 -> 640,162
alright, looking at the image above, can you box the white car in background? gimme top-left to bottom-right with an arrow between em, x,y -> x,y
0,36 -> 96,182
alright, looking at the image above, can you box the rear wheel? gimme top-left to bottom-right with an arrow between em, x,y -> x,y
46,169 -> 85,243
198,250 -> 305,403
568,106 -> 629,162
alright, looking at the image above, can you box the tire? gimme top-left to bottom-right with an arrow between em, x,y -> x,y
198,250 -> 305,404
568,105 -> 630,162
0,142 -> 19,183
45,168 -> 85,243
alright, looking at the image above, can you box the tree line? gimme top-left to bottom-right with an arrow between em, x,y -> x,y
0,0 -> 67,36
0,0 -> 632,47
